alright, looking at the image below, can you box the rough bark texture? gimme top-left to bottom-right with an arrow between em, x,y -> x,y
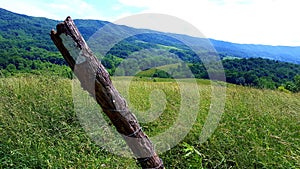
50,16 -> 164,169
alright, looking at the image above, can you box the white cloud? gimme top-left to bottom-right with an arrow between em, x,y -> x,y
0,0 -> 108,20
46,0 -> 106,20
0,0 -> 58,19
117,0 -> 300,46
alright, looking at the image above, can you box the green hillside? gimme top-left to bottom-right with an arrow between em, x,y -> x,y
0,8 -> 300,92
0,76 -> 299,168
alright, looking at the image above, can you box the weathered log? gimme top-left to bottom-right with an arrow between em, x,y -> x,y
50,16 -> 164,169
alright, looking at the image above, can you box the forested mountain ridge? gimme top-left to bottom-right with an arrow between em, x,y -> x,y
1,7 -> 300,63
0,7 -> 299,92
211,39 -> 300,64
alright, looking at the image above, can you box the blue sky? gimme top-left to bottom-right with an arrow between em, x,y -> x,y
0,0 -> 300,46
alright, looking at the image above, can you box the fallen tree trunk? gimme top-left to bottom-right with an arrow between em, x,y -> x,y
50,16 -> 164,169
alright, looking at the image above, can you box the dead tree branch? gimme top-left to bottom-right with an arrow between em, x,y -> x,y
50,16 -> 164,169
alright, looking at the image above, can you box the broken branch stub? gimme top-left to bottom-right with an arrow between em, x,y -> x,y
50,16 -> 164,169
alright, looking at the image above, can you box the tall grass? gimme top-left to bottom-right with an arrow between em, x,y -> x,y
0,76 -> 136,168
0,75 -> 299,168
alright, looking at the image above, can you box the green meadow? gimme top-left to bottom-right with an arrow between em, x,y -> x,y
0,75 -> 299,168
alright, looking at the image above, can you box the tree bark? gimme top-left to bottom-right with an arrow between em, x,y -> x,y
50,16 -> 164,169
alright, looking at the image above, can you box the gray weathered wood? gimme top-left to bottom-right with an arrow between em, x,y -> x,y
50,16 -> 164,169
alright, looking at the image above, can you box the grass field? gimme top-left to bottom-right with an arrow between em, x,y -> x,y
0,75 -> 299,168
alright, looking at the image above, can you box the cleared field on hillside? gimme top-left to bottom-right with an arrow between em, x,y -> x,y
0,76 -> 299,168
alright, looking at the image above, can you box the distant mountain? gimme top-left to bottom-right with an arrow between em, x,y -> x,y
210,39 -> 300,64
0,7 -> 299,65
